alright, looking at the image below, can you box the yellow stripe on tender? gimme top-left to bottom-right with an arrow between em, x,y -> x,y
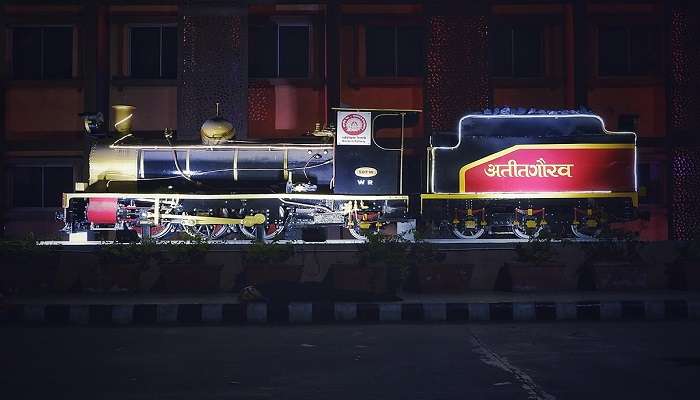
421,192 -> 638,207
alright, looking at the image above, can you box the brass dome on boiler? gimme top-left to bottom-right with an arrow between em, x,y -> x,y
201,102 -> 235,145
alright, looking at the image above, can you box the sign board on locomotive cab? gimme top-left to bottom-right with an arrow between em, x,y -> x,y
336,111 -> 372,146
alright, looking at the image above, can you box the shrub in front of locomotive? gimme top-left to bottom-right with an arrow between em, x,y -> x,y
422,109 -> 638,239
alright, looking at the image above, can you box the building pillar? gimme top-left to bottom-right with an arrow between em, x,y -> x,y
424,0 -> 490,134
0,11 -> 7,236
668,0 -> 700,240
573,0 -> 588,108
325,0 -> 341,124
178,0 -> 248,140
82,1 -> 110,120
82,1 -> 109,182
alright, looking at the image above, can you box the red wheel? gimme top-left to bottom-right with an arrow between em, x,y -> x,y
183,224 -> 230,240
132,223 -> 175,240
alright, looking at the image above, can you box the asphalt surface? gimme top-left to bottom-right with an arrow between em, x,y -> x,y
2,322 -> 700,400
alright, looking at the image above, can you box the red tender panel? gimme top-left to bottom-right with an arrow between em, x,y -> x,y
86,198 -> 118,225
462,147 -> 635,193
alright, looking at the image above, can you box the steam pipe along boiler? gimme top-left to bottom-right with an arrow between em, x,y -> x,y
60,105 -> 417,241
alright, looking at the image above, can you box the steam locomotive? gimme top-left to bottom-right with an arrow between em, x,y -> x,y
60,106 -> 637,241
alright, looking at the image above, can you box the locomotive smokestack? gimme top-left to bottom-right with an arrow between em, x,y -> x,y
112,105 -> 135,136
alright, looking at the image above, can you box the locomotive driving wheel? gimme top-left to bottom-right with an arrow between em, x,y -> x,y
183,224 -> 230,240
238,221 -> 285,241
132,222 -> 176,240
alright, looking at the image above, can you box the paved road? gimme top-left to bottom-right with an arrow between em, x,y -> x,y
2,322 -> 699,399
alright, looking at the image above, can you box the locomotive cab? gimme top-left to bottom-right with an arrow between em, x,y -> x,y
332,108 -> 420,195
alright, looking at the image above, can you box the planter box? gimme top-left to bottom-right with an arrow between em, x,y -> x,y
667,261 -> 700,290
416,264 -> 473,293
243,264 -> 303,285
159,263 -> 223,292
332,264 -> 388,294
592,262 -> 648,290
498,262 -> 565,291
80,264 -> 141,292
1,258 -> 57,294
687,262 -> 700,290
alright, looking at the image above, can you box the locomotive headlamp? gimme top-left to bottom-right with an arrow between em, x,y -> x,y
79,112 -> 104,136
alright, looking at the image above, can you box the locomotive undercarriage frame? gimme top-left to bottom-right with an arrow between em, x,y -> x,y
421,192 -> 637,239
61,193 -> 409,241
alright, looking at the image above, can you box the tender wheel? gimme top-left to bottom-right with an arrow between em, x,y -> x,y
183,224 -> 229,240
450,221 -> 485,239
512,224 -> 542,239
570,224 -> 601,240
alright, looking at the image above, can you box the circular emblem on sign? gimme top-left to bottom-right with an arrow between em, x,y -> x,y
341,113 -> 367,136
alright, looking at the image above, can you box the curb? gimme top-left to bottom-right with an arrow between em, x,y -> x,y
1,300 -> 699,325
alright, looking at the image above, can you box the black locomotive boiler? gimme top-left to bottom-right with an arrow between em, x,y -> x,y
60,107 -> 637,241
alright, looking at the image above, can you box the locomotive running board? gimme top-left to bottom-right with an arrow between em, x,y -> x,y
63,192 -> 410,209
421,191 -> 639,210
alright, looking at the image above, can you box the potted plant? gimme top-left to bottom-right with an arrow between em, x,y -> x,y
666,235 -> 700,290
577,230 -> 645,290
0,236 -> 59,294
241,241 -> 299,285
496,231 -> 565,291
157,238 -> 222,292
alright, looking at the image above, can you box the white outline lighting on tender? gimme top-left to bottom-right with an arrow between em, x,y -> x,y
429,113 -> 637,194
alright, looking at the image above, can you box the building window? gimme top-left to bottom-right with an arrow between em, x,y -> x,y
365,25 -> 423,77
249,22 -> 310,78
8,165 -> 74,208
491,25 -> 543,78
129,25 -> 177,79
12,26 -> 74,80
618,114 -> 640,132
598,26 -> 659,77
